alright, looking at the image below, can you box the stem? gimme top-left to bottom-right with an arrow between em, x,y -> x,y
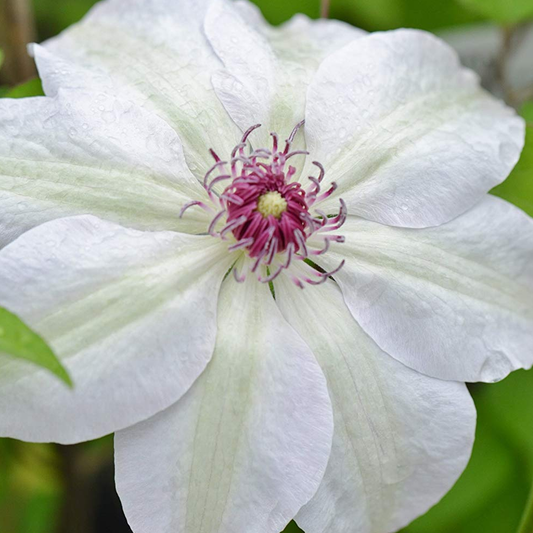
0,0 -> 37,85
320,0 -> 330,18
501,22 -> 533,108
57,445 -> 94,533
518,481 -> 533,533
495,26 -> 514,104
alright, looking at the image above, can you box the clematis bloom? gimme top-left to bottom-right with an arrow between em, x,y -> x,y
0,1 -> 532,533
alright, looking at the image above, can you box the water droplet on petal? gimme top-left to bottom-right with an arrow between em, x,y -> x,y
101,110 -> 116,123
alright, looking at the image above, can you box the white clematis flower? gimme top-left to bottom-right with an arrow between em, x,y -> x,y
0,1 -> 532,532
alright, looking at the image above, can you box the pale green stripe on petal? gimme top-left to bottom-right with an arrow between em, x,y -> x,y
0,216 -> 232,444
206,0 -> 365,146
0,91 -> 209,247
317,196 -> 533,383
274,275 -> 476,533
115,275 -> 333,533
304,29 -> 524,227
37,0 -> 242,177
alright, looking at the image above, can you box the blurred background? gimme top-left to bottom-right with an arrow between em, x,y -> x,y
0,0 -> 532,532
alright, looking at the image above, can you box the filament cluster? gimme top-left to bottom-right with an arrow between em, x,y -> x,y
180,122 -> 346,286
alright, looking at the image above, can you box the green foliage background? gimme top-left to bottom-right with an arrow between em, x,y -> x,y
0,0 -> 532,532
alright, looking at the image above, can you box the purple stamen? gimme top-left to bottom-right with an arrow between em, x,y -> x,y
184,123 -> 346,286
284,120 -> 305,154
258,263 -> 285,283
207,174 -> 232,192
208,210 -> 226,236
312,161 -> 326,182
285,150 -> 310,160
305,260 -> 346,285
204,159 -> 227,188
179,200 -> 211,218
233,267 -> 246,283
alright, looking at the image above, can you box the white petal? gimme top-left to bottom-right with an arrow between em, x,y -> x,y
115,275 -> 333,533
0,216 -> 232,443
35,0 -> 241,176
0,90 -> 209,247
304,29 -> 525,227
274,276 -> 476,533
206,0 -> 365,145
317,196 -> 533,382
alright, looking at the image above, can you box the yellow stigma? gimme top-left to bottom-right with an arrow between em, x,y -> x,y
256,191 -> 287,219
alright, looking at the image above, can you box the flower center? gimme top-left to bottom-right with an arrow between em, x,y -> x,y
180,122 -> 346,287
256,191 -> 287,219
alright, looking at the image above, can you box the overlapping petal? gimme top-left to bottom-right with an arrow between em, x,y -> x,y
275,274 -> 476,533
115,276 -> 333,533
0,90 -> 209,247
304,29 -> 525,227
206,0 -> 365,145
316,196 -> 533,382
0,3 -> 528,532
34,0 -> 242,176
0,216 -> 233,444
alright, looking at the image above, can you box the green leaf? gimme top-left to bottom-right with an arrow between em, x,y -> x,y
33,0 -> 99,40
251,0 -> 318,24
0,307 -> 72,387
476,370 -> 533,474
329,0 -> 481,32
517,484 -> 533,533
20,493 -> 61,533
492,125 -> 533,217
402,0 -> 482,30
520,102 -> 533,124
456,0 -> 533,24
253,0 -> 481,33
5,78 -> 44,99
475,370 -> 533,533
333,0 -> 403,31
0,441 -> 62,533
